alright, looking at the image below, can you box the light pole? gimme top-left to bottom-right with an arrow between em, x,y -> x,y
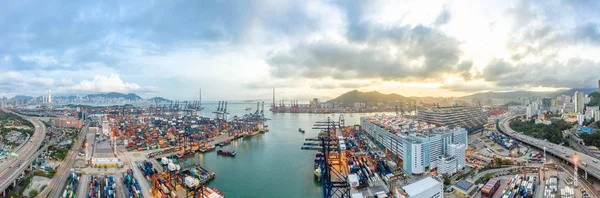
542,146 -> 546,163
574,154 -> 579,187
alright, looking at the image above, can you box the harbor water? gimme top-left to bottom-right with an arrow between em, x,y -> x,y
177,103 -> 383,198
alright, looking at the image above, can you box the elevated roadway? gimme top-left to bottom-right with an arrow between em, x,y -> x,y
40,119 -> 90,198
0,111 -> 47,196
499,114 -> 599,196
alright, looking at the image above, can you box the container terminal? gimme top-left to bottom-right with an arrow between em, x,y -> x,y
39,101 -> 268,198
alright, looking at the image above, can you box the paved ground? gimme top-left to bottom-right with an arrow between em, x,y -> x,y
22,176 -> 50,197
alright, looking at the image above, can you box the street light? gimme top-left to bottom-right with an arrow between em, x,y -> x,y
543,146 -> 546,164
573,154 -> 579,187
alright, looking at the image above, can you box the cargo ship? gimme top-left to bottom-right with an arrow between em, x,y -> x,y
217,150 -> 236,157
243,130 -> 261,138
314,152 -> 324,181
245,107 -> 252,111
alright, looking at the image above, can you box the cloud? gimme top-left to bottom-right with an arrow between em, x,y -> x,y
434,6 -> 451,26
69,74 -> 158,93
481,58 -> 599,89
268,24 -> 472,82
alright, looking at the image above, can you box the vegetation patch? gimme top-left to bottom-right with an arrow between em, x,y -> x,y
510,118 -> 571,144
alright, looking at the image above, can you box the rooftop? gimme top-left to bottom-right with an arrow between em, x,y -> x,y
401,176 -> 442,197
455,179 -> 474,192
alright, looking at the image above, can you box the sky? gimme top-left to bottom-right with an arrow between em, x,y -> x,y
1,0 -> 600,101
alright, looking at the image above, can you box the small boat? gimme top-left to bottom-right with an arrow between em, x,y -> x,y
299,128 -> 305,133
243,131 -> 250,137
217,150 -> 236,157
245,107 -> 252,111
218,140 -> 231,147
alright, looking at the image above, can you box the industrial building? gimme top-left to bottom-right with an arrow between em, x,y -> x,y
417,106 -> 486,133
398,176 -> 443,198
49,117 -> 82,128
361,115 -> 467,175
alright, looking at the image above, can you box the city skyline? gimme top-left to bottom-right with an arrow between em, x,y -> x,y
1,1 -> 600,101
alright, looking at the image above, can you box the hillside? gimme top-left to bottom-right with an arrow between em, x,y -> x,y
148,97 -> 171,102
85,92 -> 142,100
327,90 -> 409,105
461,88 -> 598,100
11,95 -> 33,100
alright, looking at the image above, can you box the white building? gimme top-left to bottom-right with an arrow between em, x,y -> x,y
526,103 -> 539,118
400,176 -> 443,198
438,156 -> 457,175
577,114 -> 585,126
449,143 -> 466,170
361,115 -> 468,174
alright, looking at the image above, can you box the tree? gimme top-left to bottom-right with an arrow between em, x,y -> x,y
29,189 -> 39,197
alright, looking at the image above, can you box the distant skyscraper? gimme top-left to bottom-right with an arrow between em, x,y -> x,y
48,90 -> 52,103
574,91 -> 584,113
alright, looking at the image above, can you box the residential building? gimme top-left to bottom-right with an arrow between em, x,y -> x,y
361,115 -> 467,174
526,103 -> 539,118
575,91 -> 584,113
562,102 -> 575,113
418,106 -> 487,133
399,176 -> 443,198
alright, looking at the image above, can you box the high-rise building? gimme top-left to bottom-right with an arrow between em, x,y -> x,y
418,106 -> 487,133
526,103 -> 539,118
574,91 -> 584,113
48,90 -> 52,103
361,115 -> 468,174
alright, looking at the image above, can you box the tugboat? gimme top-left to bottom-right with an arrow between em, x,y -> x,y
217,150 -> 236,157
299,128 -> 305,133
218,140 -> 231,147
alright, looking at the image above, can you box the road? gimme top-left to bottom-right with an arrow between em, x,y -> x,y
0,111 -> 47,194
499,114 -> 598,197
40,120 -> 90,198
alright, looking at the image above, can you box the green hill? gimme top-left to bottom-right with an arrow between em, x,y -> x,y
327,90 -> 410,106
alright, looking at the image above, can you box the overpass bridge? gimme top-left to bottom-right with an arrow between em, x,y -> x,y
0,113 -> 47,197
498,114 -> 600,181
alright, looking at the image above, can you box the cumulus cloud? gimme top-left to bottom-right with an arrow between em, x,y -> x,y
268,24 -> 472,82
69,74 -> 158,93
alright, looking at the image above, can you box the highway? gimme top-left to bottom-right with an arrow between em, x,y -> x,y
0,111 -> 47,195
40,120 -> 90,198
499,114 -> 599,197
